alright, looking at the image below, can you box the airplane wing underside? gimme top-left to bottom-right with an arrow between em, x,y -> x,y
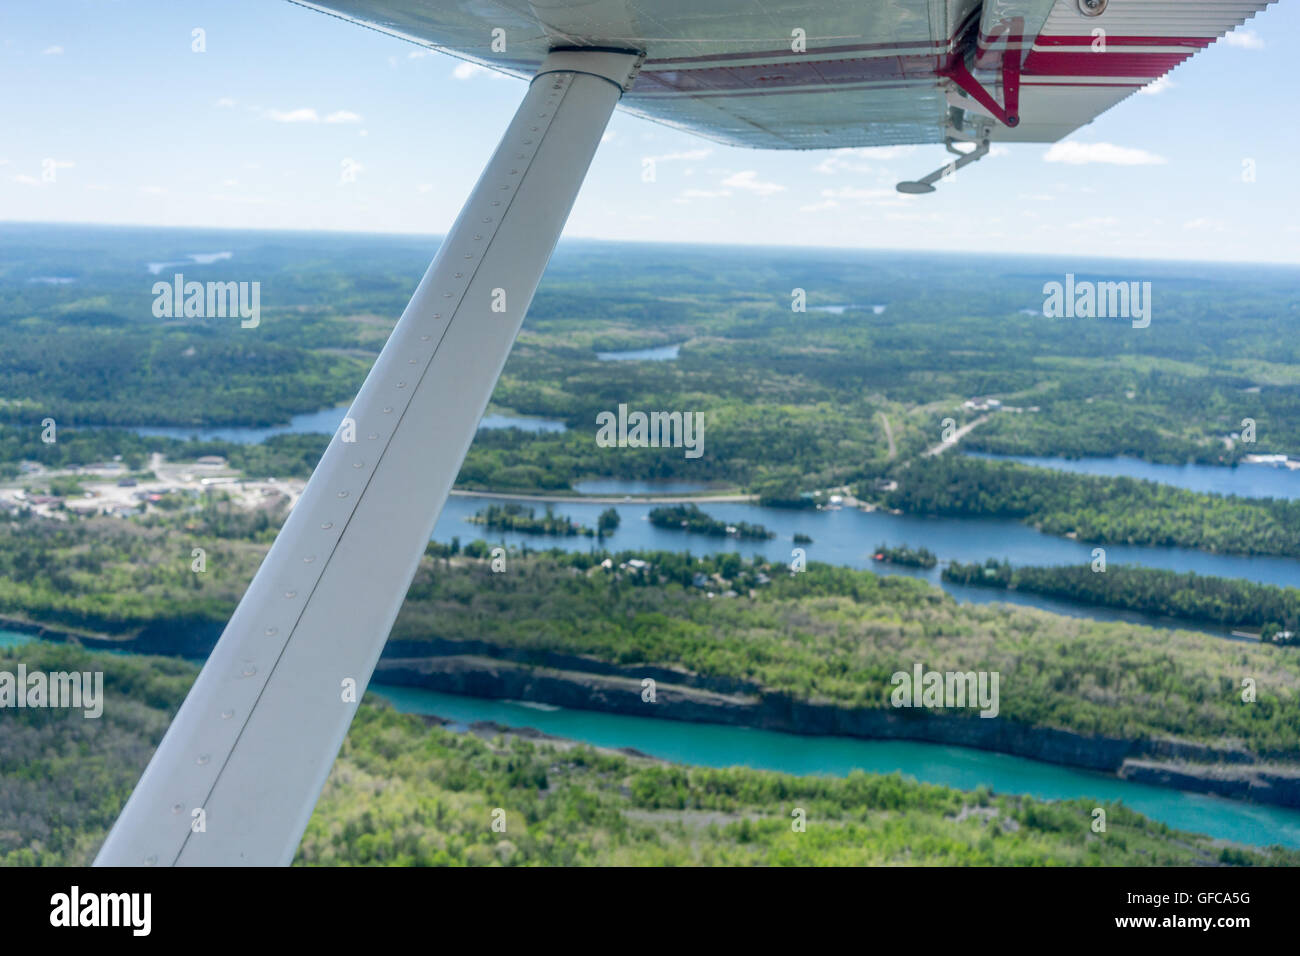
290,0 -> 1276,148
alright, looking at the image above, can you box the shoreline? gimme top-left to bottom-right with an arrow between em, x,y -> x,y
373,651 -> 1300,810
8,616 -> 1300,811
450,488 -> 756,505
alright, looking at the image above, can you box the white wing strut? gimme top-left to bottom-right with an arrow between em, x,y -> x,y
95,49 -> 643,866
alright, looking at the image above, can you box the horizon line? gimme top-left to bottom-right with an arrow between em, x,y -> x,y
2,218 -> 1299,270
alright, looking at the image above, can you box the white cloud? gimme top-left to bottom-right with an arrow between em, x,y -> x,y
42,45 -> 63,56
408,49 -> 434,59
818,186 -> 903,204
646,149 -> 712,164
214,97 -> 236,108
843,145 -> 915,161
884,211 -> 943,224
1223,30 -> 1264,49
799,200 -> 840,212
1066,215 -> 1120,230
266,108 -> 320,123
813,145 -> 916,174
203,193 -> 277,206
814,155 -> 873,175
262,108 -> 362,125
1043,142 -> 1167,166
417,183 -> 433,193
22,159 -> 77,184
721,170 -> 784,196
139,185 -> 167,195
680,188 -> 731,199
453,62 -> 488,80
600,131 -> 615,144
1138,75 -> 1174,96
339,160 -> 364,185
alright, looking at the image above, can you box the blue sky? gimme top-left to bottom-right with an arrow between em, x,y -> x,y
2,0 -> 1298,262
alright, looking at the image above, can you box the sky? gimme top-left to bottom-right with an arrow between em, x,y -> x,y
2,0 -> 1298,263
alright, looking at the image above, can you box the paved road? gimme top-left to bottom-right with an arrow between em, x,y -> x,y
879,411 -> 897,460
923,415 -> 989,457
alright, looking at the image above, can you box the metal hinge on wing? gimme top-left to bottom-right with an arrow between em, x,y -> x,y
894,13 -> 1020,195
940,18 -> 1022,129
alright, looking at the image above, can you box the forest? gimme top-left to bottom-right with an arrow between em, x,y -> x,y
872,543 -> 938,569
4,226 -> 1299,577
5,225 -> 1298,493
469,503 -> 594,538
4,642 -> 1295,867
870,455 -> 1300,558
648,503 -> 775,539
3,504 -> 1299,758
4,225 -> 1300,866
944,559 -> 1300,640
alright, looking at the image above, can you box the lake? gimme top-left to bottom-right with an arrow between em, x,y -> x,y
114,399 -> 1300,627
969,451 -> 1300,500
371,685 -> 1300,849
571,479 -> 715,495
145,251 -> 234,275
595,343 -> 681,361
810,303 -> 887,315
6,624 -> 1294,849
129,406 -> 567,444
0,629 -> 33,649
434,491 -> 1300,633
119,403 -> 1300,628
